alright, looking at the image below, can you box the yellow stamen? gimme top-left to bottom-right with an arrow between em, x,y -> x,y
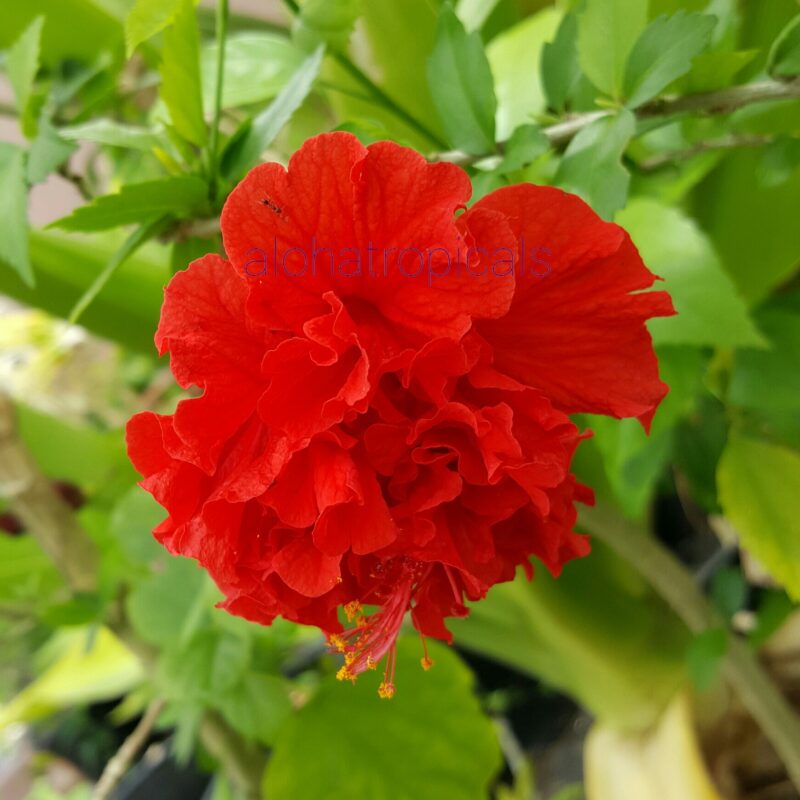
366,656 -> 377,671
420,656 -> 434,671
378,681 -> 395,699
337,665 -> 355,682
344,601 -> 362,621
328,634 -> 346,653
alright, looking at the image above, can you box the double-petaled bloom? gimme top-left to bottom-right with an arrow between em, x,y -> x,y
127,133 -> 673,697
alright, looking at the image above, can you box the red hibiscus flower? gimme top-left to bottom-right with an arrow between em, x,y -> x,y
126,132 -> 673,698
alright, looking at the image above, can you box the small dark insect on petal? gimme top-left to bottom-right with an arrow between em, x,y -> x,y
260,197 -> 283,215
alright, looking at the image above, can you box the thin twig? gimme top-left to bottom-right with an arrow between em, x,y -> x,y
0,393 -> 98,592
438,77 -> 800,166
638,133 -> 773,171
92,698 -> 167,800
580,503 -> 800,794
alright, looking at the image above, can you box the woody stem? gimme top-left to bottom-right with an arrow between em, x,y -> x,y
580,503 -> 800,794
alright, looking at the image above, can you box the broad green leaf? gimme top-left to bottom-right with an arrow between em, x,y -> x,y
624,12 -> 716,108
487,8 -> 561,141
768,13 -> 800,77
264,638 -> 501,799
577,0 -> 648,98
1,5 -> 122,67
59,120 -> 165,151
160,0 -> 206,148
6,16 -> 44,137
729,308 -> 800,413
27,116 -> 76,184
222,45 -> 324,180
216,673 -> 292,745
15,402 -> 133,491
126,556 -> 207,647
0,229 -> 168,354
293,0 -> 360,52
497,124 -> 549,173
693,148 -> 800,304
349,0 -> 445,150
125,0 -> 182,56
452,543 -> 689,731
0,144 -> 33,286
456,0 -> 501,32
0,534 -> 62,605
541,12 -> 581,113
717,433 -> 800,600
427,4 -> 497,155
0,628 -> 142,730
200,33 -> 305,112
110,486 -> 165,564
683,49 -> 757,92
51,176 -> 207,231
616,198 -> 764,347
556,109 -> 635,219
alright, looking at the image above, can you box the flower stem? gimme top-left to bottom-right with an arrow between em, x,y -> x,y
208,0 -> 229,204
580,504 -> 800,794
280,0 -> 448,150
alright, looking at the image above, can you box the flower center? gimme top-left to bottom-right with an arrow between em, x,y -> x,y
329,558 -> 433,698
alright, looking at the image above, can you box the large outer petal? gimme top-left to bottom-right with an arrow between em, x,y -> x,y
468,185 -> 675,429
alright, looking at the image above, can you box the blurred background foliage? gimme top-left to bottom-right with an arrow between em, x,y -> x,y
0,0 -> 799,798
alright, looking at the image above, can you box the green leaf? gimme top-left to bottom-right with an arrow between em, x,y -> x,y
685,628 -> 727,691
200,33 -> 305,112
497,124 -> 549,174
556,109 -> 635,219
216,673 -> 292,745
710,568 -> 747,620
541,13 -> 582,114
693,148 -> 800,304
59,120 -> 165,151
6,16 -> 44,138
0,229 -> 168,354
616,198 -> 764,347
456,0 -> 502,32
452,543 -> 689,731
27,116 -> 76,185
577,0 -> 648,98
729,308 -> 800,413
487,8 -> 561,141
293,0 -> 360,52
51,177 -> 206,232
768,13 -> 800,77
683,49 -> 758,92
126,557 -> 207,648
623,12 -> 716,108
110,486 -> 165,564
160,0 -> 206,148
717,433 -> 800,601
427,4 -> 497,155
264,638 -> 501,799
0,143 -> 33,286
125,0 -> 182,56
588,346 -> 705,518
222,45 -> 324,181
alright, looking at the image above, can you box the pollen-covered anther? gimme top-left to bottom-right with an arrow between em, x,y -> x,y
344,600 -> 363,621
421,656 -> 434,671
328,633 -> 346,653
337,665 -> 356,682
378,681 -> 396,699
